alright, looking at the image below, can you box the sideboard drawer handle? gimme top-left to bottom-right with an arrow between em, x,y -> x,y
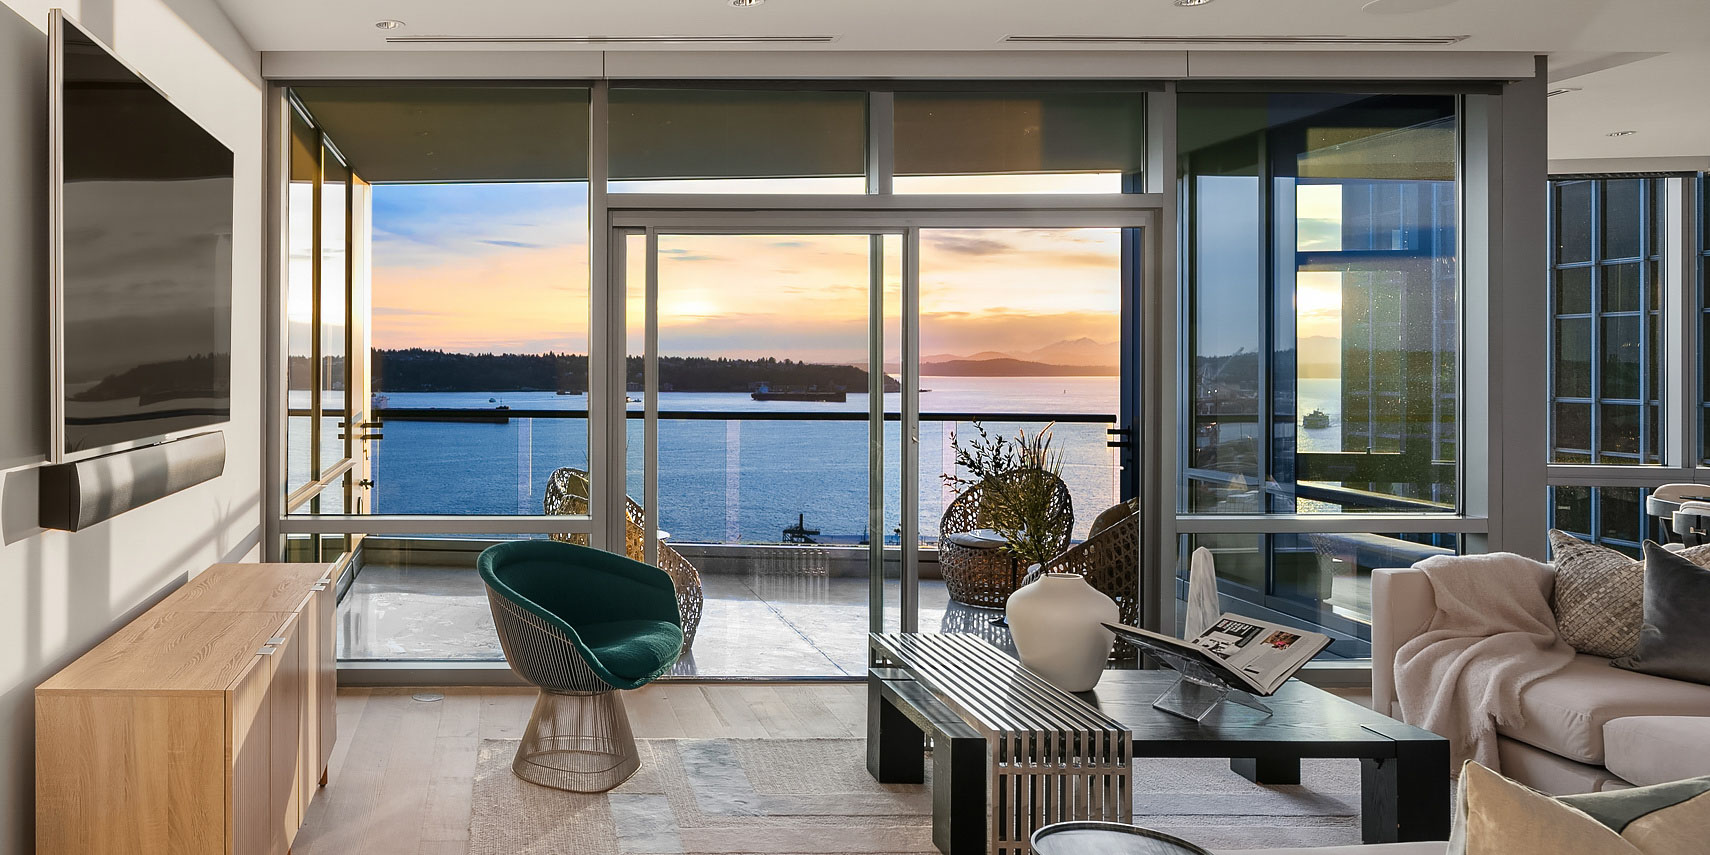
257,646 -> 276,656
267,636 -> 288,646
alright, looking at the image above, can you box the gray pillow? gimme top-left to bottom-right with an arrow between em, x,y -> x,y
1612,542 -> 1710,686
1546,530 -> 1710,658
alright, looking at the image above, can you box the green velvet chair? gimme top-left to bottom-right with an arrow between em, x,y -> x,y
479,540 -> 684,792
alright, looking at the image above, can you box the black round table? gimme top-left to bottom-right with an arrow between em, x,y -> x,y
1031,822 -> 1213,855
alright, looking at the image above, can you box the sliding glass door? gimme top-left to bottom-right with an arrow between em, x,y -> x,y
615,214 -> 1147,677
620,227 -> 903,677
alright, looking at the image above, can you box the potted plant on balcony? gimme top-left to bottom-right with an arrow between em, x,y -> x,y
938,422 -> 1075,608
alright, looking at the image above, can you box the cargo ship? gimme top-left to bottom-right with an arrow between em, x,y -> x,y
750,383 -> 846,403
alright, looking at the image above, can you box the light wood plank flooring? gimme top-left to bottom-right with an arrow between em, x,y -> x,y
293,683 -> 1372,855
291,684 -> 869,855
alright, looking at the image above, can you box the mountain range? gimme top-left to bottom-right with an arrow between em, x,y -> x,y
908,337 -> 1120,376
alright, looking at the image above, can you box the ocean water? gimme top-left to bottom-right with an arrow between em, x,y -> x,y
291,375 -> 1349,541
294,376 -> 1124,543
1297,377 -> 1343,454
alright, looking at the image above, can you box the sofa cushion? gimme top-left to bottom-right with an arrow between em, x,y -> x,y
1545,532 -> 1710,659
1613,542 -> 1710,686
1498,736 -> 1627,796
1497,654 -> 1710,765
1604,717 -> 1710,788
1449,761 -> 1641,854
576,619 -> 684,682
1450,761 -> 1710,855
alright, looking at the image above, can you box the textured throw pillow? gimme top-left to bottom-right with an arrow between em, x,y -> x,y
1612,542 -> 1710,686
1546,530 -> 1710,659
1449,761 -> 1710,855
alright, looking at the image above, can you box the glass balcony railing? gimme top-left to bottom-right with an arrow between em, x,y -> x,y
302,407 -> 1121,542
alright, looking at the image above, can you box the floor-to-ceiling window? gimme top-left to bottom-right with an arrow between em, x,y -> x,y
1178,92 -> 1461,659
281,86 -> 592,661
274,77 -> 1541,679
277,83 -> 1154,677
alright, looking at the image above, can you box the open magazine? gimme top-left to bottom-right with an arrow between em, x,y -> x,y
1103,614 -> 1331,696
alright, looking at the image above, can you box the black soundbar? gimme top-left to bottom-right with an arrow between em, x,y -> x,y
38,431 -> 226,531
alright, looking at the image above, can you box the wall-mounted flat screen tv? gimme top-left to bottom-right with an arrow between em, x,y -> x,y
50,11 -> 234,461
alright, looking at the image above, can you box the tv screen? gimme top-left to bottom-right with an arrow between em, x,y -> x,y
54,16 -> 233,458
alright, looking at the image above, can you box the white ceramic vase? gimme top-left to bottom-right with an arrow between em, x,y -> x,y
1006,573 -> 1119,692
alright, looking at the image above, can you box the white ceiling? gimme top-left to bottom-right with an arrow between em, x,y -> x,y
215,0 -> 1710,161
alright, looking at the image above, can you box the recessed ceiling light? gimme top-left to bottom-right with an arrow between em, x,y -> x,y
729,0 -> 764,6
1607,130 -> 1637,137
374,19 -> 405,30
1546,87 -> 1581,98
1174,0 -> 1214,6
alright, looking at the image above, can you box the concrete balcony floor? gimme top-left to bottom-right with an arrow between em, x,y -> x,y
338,563 -> 1016,677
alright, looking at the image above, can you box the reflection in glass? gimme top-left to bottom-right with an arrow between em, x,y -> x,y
58,21 -> 233,454
1556,179 -> 1592,264
610,89 -> 866,193
1548,485 -> 1661,557
893,92 -> 1146,194
1556,265 -> 1592,315
1181,92 -> 1459,515
287,111 -> 316,492
319,156 -> 349,474
1548,178 -> 1663,464
1702,179 -> 1710,463
1176,531 -> 1459,659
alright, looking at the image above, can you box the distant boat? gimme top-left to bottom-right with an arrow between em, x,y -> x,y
782,513 -> 820,544
751,383 -> 846,403
1302,409 -> 1331,429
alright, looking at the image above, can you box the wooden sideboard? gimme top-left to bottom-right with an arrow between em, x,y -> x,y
36,560 -> 342,855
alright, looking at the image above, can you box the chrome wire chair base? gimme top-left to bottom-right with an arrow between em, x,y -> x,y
512,689 -> 640,793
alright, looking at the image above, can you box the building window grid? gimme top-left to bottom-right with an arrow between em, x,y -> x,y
1548,178 -> 1664,466
1700,176 -> 1710,463
1546,174 -> 1710,555
1548,485 -> 1665,558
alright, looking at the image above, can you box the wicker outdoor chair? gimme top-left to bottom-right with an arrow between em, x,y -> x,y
479,540 -> 683,792
938,469 -> 1074,608
542,467 -> 704,656
1024,498 -> 1141,658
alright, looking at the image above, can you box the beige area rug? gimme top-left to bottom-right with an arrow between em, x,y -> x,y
467,738 -> 1364,854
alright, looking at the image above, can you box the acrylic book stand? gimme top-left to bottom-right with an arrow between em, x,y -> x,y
1145,646 -> 1275,723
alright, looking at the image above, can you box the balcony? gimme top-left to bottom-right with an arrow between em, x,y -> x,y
316,406 -> 1118,677
305,403 -> 1451,674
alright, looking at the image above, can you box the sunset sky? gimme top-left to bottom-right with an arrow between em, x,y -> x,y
368,181 -> 1126,365
361,178 -> 1345,365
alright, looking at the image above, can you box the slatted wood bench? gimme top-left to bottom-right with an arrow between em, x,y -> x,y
866,632 -> 1133,855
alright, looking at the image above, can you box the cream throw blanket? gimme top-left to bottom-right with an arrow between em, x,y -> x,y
1395,552 -> 1575,772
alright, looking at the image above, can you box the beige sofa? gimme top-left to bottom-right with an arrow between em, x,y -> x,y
1372,562 -> 1710,795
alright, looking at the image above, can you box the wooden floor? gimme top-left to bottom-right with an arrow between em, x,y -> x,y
292,684 -> 871,855
293,683 -> 1373,855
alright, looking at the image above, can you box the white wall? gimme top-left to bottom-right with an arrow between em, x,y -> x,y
0,1 -> 262,852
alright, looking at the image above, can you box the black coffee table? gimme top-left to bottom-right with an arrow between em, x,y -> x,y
1081,670 -> 1450,845
869,634 -> 1450,853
